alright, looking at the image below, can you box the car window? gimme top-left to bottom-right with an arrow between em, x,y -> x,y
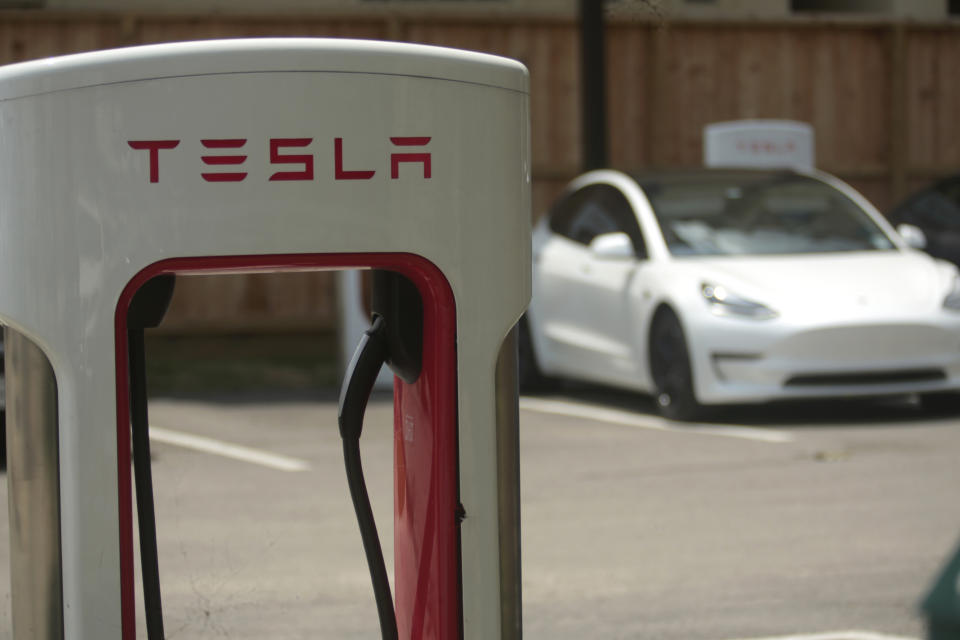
642,174 -> 894,256
567,199 -> 619,244
548,187 -> 591,238
549,184 -> 647,258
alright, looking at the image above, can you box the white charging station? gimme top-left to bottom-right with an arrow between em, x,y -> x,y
0,39 -> 529,639
704,119 -> 815,171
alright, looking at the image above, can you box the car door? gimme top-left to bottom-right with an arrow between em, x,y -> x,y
533,185 -> 594,374
535,183 -> 648,386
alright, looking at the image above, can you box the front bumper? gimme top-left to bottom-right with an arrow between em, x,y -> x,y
688,315 -> 960,404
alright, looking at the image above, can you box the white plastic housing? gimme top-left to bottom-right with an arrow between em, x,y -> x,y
0,39 -> 530,639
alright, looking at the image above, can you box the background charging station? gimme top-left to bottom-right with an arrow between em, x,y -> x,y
0,39 -> 529,639
703,119 -> 815,171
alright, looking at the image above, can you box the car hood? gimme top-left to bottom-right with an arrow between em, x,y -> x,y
677,249 -> 957,317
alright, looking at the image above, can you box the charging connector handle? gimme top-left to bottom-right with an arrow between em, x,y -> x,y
338,315 -> 398,640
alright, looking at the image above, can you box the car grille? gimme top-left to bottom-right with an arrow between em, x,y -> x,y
784,368 -> 947,387
771,325 -> 952,362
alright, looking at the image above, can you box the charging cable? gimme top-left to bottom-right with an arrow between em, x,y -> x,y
127,275 -> 176,640
339,314 -> 399,640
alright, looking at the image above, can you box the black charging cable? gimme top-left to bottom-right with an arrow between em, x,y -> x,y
127,275 -> 175,640
129,325 -> 165,640
338,314 -> 399,640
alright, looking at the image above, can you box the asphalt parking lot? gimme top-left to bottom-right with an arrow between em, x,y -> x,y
0,388 -> 958,639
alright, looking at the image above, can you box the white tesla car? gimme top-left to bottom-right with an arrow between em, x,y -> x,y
523,168 -> 960,420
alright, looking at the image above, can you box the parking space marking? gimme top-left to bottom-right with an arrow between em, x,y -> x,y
150,426 -> 311,472
519,397 -> 794,444
721,631 -> 917,640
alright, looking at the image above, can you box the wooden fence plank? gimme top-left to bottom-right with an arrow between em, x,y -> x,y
933,30 -> 960,167
606,23 -> 649,169
905,28 -> 939,171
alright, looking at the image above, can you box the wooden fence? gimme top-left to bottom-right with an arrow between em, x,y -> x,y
0,12 -> 956,332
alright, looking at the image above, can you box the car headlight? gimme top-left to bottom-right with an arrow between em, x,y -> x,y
701,283 -> 778,320
943,276 -> 960,311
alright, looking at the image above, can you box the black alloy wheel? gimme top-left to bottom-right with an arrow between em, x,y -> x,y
649,308 -> 703,422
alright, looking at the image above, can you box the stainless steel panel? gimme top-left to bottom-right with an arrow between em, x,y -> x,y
4,327 -> 63,640
495,325 -> 522,639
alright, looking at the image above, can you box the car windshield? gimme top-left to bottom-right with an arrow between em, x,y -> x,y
641,173 -> 896,257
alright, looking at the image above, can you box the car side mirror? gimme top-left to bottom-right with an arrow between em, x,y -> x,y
589,232 -> 635,260
897,223 -> 927,250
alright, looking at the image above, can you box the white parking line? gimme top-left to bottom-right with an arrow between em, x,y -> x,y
722,631 -> 917,640
149,426 -> 311,472
519,397 -> 794,444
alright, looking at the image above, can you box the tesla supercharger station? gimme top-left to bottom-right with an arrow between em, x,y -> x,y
703,119 -> 815,171
0,39 -> 529,639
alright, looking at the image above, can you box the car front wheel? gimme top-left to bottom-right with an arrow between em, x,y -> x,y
649,308 -> 703,422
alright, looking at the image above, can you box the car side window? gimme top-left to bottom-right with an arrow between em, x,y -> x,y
597,185 -> 648,259
568,199 -> 619,244
549,183 -> 648,258
548,186 -> 594,239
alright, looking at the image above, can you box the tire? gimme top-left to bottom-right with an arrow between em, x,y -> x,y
649,308 -> 703,422
518,316 -> 553,393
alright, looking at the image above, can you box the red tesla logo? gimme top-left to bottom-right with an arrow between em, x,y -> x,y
735,139 -> 798,155
127,137 -> 432,184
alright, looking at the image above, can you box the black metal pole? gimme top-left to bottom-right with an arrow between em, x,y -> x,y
580,0 -> 608,171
